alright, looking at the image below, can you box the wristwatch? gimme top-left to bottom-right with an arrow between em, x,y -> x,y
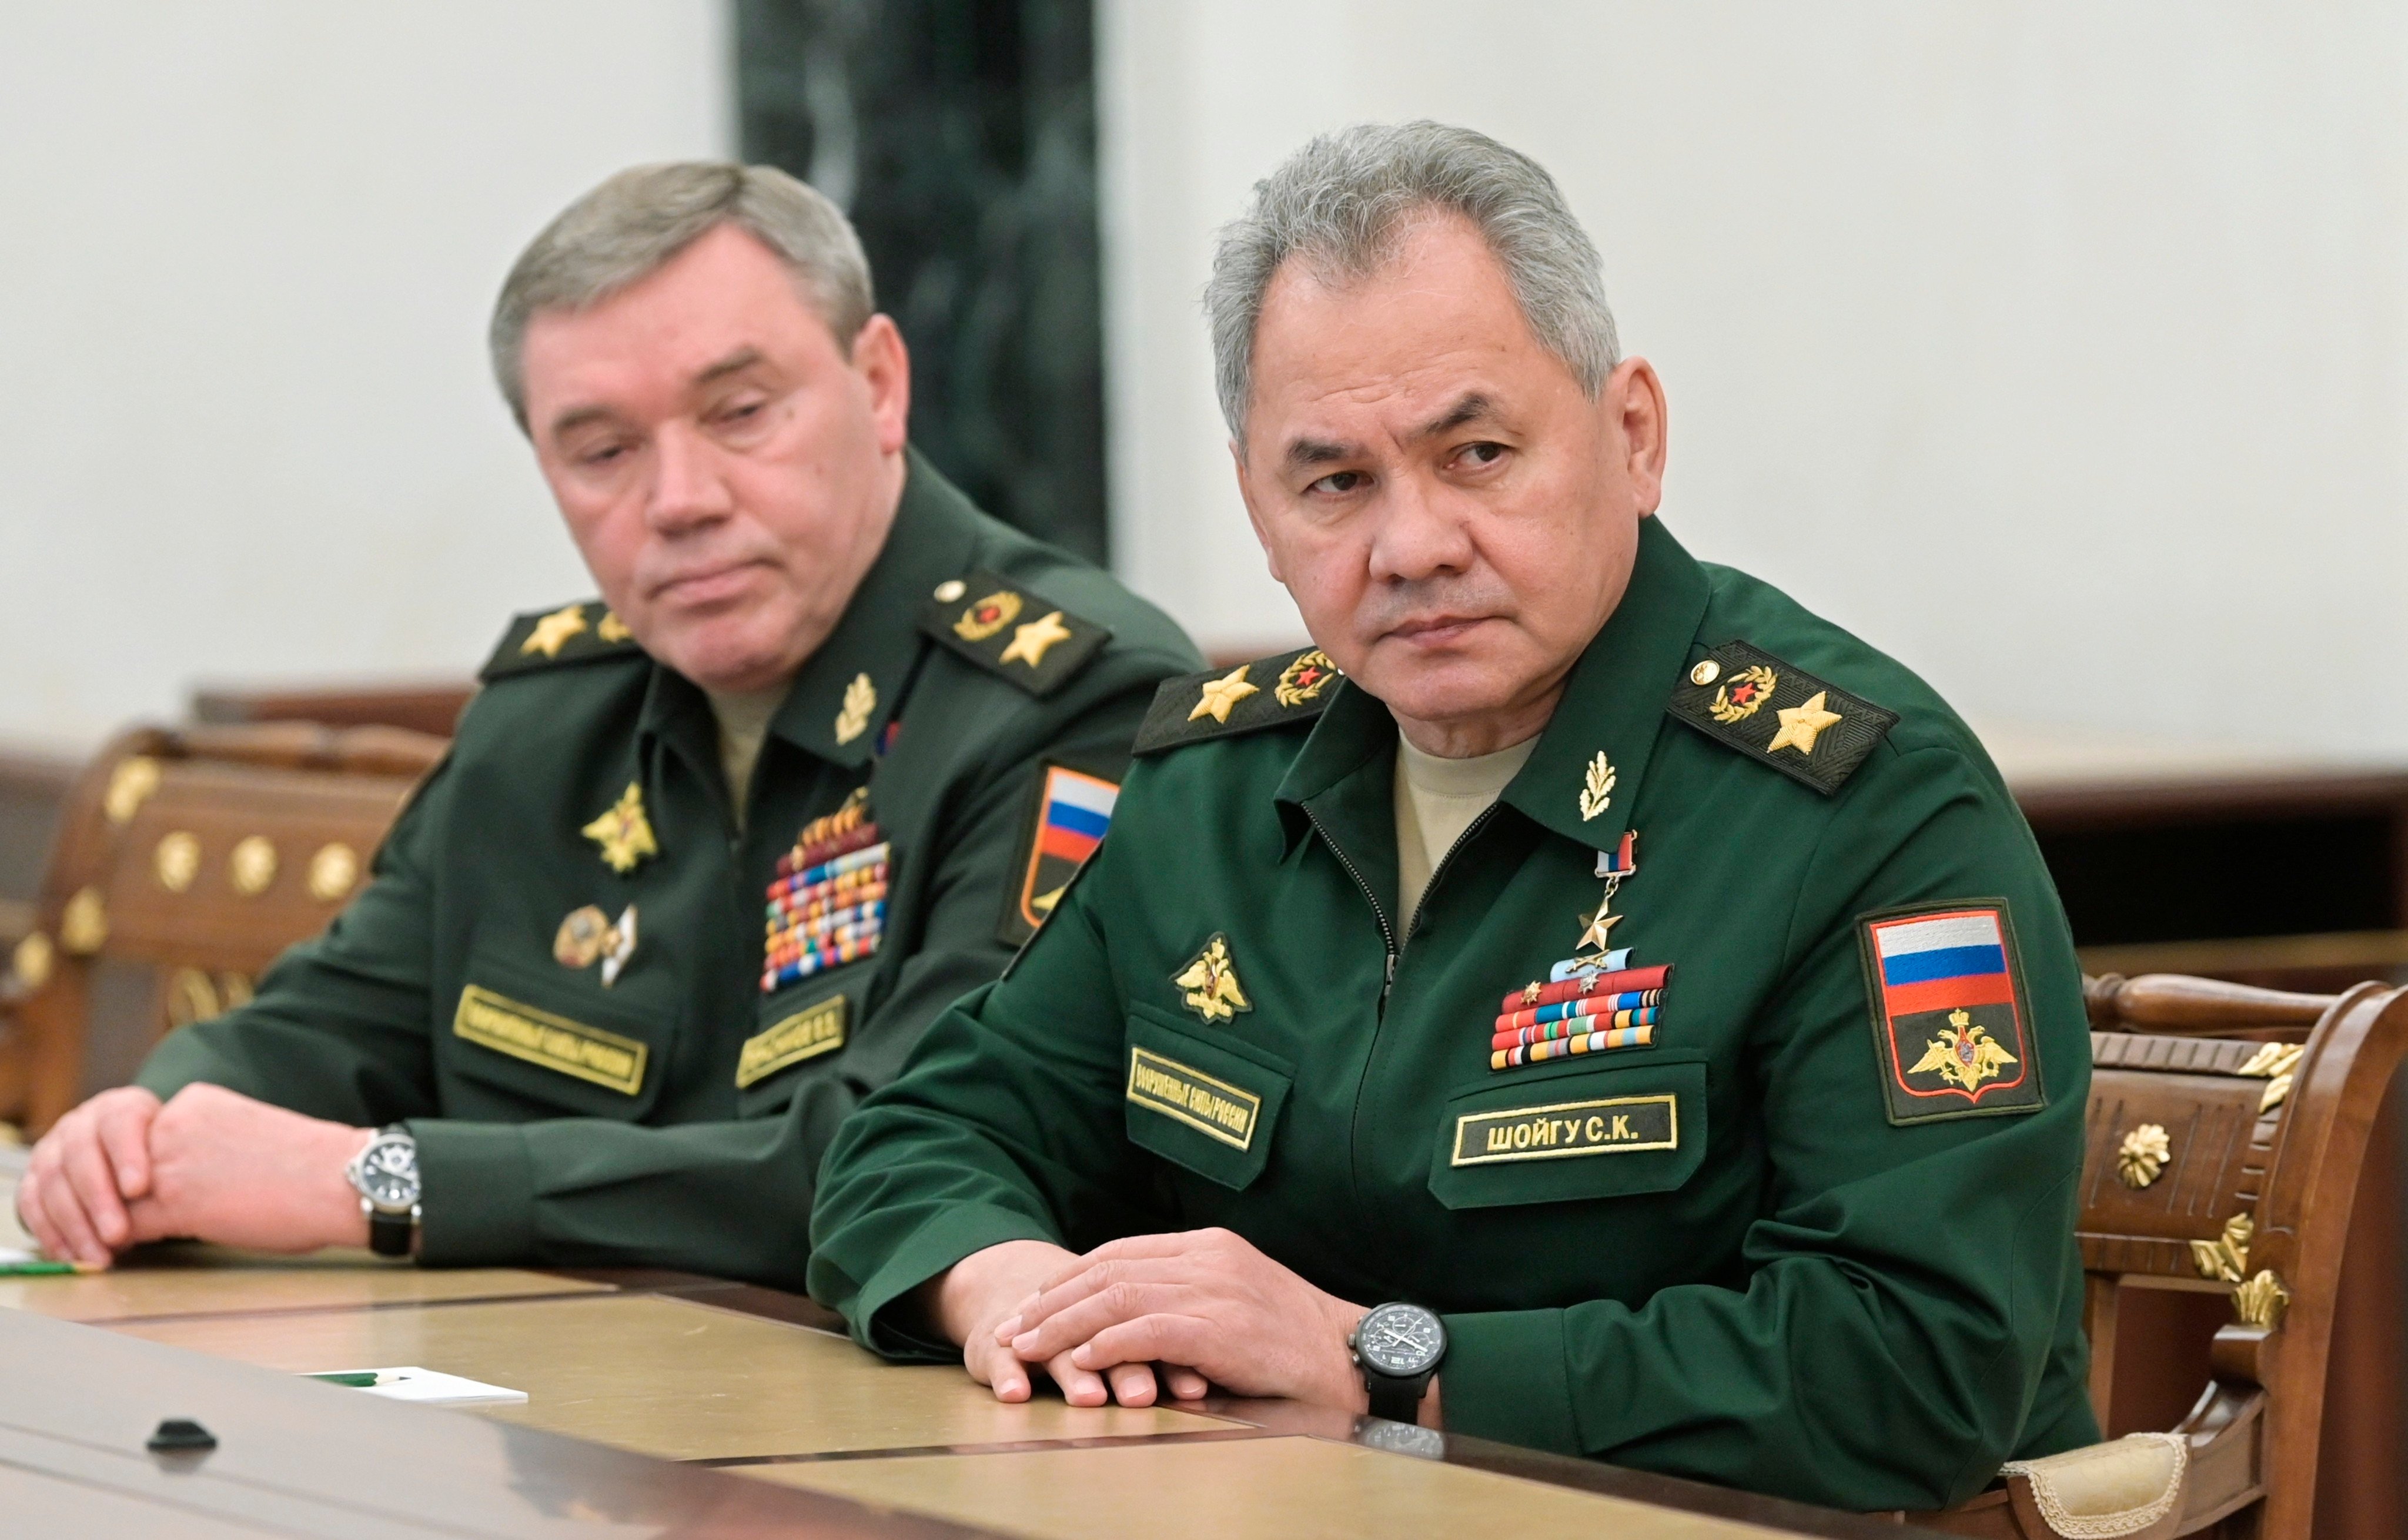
1349,1301 -> 1446,1424
344,1125 -> 421,1258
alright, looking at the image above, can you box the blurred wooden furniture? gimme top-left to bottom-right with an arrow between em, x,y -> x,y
1921,972 -> 2408,1539
190,680 -> 476,739
0,722 -> 446,1137
1979,723 -> 2408,994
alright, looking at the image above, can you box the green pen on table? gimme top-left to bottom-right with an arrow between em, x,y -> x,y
306,1372 -> 387,1388
0,1258 -> 101,1276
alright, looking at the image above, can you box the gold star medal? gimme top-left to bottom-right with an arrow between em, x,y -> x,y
521,602 -> 589,658
581,782 -> 660,874
1172,933 -> 1252,1024
1574,896 -> 1625,953
1188,665 -> 1259,724
999,610 -> 1074,668
1767,691 -> 1843,756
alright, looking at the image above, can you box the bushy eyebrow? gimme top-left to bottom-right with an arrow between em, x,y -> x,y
1279,393 -> 1499,474
544,347 -> 771,441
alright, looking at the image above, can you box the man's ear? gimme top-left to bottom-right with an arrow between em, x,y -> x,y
1230,439 -> 1286,584
853,314 -> 912,455
1608,356 -> 1668,517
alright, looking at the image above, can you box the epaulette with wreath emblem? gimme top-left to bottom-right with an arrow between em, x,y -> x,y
1664,640 -> 1898,795
919,570 -> 1113,697
1133,645 -> 1343,755
479,601 -> 645,682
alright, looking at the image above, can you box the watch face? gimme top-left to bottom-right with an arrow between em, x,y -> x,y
357,1137 -> 420,1210
1357,1303 -> 1445,1377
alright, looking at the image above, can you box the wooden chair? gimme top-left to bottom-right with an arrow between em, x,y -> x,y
1918,972 -> 2408,1538
188,681 -> 475,739
0,722 -> 447,1137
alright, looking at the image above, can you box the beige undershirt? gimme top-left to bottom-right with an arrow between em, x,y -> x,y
1393,732 -> 1539,934
706,684 -> 789,831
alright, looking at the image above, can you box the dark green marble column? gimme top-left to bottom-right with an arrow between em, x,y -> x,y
738,0 -> 1108,564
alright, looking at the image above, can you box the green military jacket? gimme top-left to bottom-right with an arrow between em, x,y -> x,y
138,454 -> 1201,1290
808,516 -> 2099,1512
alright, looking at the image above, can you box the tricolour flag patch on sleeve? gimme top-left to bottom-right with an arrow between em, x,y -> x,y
1857,902 -> 2045,1124
998,764 -> 1121,946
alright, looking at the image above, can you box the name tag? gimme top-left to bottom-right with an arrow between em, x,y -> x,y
453,985 -> 647,1095
1450,1093 -> 1677,1166
1126,1046 -> 1261,1150
737,995 -> 848,1087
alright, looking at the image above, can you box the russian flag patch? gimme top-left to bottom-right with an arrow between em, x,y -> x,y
1857,902 -> 2044,1124
998,764 -> 1121,946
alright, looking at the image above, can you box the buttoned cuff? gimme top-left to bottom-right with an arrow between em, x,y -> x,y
1439,1307 -> 1580,1454
407,1119 -> 536,1267
854,1203 -> 1061,1362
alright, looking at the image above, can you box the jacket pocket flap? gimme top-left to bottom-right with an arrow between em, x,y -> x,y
1426,1060 -> 1707,1210
442,953 -> 671,1119
1122,1005 -> 1292,1191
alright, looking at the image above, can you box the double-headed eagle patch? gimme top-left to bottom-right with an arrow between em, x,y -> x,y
1857,903 -> 2044,1124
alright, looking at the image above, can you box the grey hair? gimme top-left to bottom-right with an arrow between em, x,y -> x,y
1203,121 -> 1620,446
489,162 -> 874,430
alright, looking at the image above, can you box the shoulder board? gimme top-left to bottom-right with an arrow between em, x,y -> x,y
479,601 -> 646,682
1133,646 -> 1343,755
1664,639 -> 1898,795
918,570 -> 1113,697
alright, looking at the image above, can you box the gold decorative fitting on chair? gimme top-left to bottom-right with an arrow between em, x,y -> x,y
9,933 -> 53,992
59,888 -> 106,955
2190,1211 -> 2253,1283
2235,1040 -> 2305,1115
153,831 -> 200,893
228,835 -> 278,896
307,841 -> 360,902
103,755 -> 161,825
2233,1270 -> 2290,1331
2114,1124 -> 2170,1189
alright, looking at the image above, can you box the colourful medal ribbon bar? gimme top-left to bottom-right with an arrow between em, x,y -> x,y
1501,963 -> 1670,1013
766,880 -> 891,930
767,863 -> 886,911
761,929 -> 883,991
1593,830 -> 1637,878
767,908 -> 887,964
775,821 -> 882,879
1491,1006 -> 1659,1052
1490,1022 -> 1654,1070
772,842 -> 889,895
767,899 -> 887,951
1493,990 -> 1660,1036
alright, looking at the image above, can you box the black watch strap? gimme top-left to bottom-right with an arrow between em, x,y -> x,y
1364,1369 -> 1431,1424
366,1206 -> 417,1258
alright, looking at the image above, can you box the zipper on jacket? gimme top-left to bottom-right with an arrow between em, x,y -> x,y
1300,804 -> 1399,1011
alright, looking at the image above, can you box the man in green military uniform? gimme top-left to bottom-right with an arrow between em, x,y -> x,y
808,123 -> 2098,1512
16,164 -> 1199,1288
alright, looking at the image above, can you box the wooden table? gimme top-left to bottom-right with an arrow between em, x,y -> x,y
1,1153 -> 1928,1539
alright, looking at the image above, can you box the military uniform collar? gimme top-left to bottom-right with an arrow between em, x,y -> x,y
1275,517 -> 1710,856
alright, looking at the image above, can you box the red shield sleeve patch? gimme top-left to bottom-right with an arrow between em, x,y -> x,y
1857,902 -> 2046,1124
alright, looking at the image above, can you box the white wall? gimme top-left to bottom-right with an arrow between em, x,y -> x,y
0,3 -> 729,754
1098,2 -> 2408,756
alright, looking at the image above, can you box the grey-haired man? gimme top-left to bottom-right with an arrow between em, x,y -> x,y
808,122 -> 2097,1512
18,164 -> 1200,1285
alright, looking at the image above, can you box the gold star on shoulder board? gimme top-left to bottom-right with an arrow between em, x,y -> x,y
1172,933 -> 1252,1024
1767,690 -> 1844,756
523,602 -> 590,658
999,610 -> 1074,669
581,782 -> 660,874
1189,665 -> 1260,724
596,610 -> 631,644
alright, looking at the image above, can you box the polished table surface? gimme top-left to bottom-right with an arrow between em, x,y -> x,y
0,1156 -> 1932,1538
